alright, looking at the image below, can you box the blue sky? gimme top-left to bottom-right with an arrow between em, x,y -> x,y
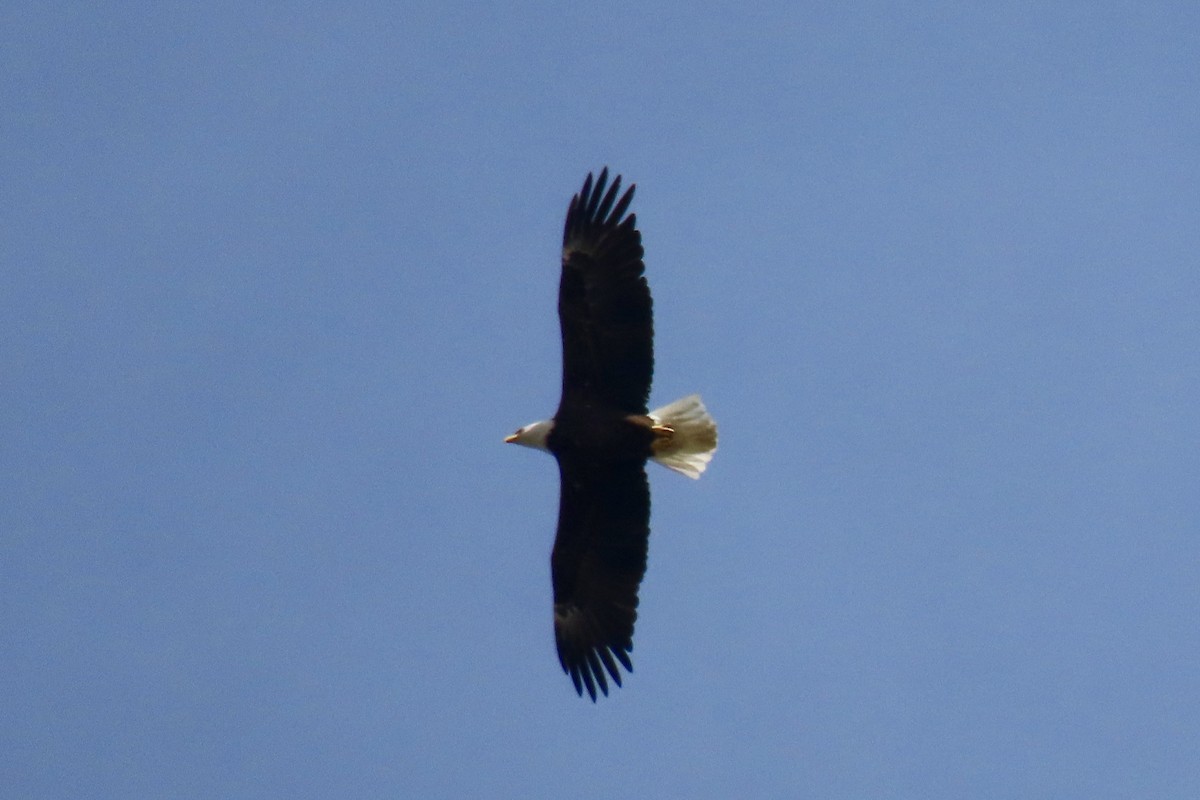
3,2 -> 1199,797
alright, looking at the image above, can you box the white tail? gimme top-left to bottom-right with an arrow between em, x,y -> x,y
647,394 -> 718,479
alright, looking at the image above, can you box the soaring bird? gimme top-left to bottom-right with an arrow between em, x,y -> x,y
506,169 -> 718,700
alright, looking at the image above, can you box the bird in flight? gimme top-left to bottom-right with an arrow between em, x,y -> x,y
506,169 -> 718,700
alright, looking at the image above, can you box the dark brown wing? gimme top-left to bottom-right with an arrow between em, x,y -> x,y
550,455 -> 650,700
558,168 -> 654,415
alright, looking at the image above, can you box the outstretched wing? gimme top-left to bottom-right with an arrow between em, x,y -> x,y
550,456 -> 650,700
558,168 -> 654,415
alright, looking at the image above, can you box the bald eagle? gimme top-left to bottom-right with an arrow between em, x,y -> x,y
506,169 -> 718,700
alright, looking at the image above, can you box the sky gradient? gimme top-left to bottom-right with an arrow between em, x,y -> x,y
4,3 -> 1199,797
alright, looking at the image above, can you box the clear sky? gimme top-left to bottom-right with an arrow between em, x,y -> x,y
3,3 -> 1199,797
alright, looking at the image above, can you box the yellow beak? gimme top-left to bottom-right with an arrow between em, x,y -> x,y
504,433 -> 519,444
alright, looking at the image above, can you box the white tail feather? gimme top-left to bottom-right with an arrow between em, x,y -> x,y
648,394 -> 718,479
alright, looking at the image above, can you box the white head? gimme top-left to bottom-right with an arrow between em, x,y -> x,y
504,419 -> 554,451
